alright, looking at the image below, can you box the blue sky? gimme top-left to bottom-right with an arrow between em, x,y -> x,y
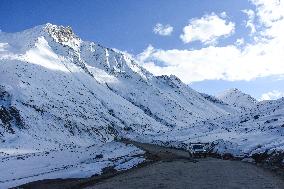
0,0 -> 284,100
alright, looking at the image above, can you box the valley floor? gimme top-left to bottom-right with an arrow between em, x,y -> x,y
88,158 -> 284,189
20,141 -> 284,189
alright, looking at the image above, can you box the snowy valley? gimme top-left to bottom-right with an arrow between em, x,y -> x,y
0,24 -> 283,188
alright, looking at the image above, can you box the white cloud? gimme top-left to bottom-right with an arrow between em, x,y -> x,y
235,38 -> 245,46
251,0 -> 284,40
220,12 -> 228,18
138,42 -> 284,83
0,43 -> 9,52
153,23 -> 173,36
242,9 -> 256,34
260,90 -> 284,100
180,12 -> 235,44
137,2 -> 284,84
251,0 -> 284,27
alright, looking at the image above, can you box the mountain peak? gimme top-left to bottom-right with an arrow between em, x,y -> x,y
217,88 -> 257,110
44,23 -> 74,40
43,23 -> 81,51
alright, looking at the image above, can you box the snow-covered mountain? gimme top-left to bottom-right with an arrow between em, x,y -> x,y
148,96 -> 284,157
0,23 -> 235,142
217,88 -> 258,111
0,24 -> 283,188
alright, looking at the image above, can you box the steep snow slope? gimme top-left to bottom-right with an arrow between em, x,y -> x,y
217,88 -> 258,111
200,92 -> 240,115
0,24 -> 170,144
0,23 -> 235,144
81,43 -> 235,128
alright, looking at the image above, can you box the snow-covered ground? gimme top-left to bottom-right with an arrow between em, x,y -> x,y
0,141 -> 144,188
0,24 -> 283,188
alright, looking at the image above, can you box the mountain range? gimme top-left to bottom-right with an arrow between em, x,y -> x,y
0,24 -> 283,188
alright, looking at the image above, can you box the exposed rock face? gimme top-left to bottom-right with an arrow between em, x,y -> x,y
0,86 -> 25,135
45,23 -> 80,49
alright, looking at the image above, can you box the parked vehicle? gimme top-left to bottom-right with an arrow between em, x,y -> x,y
187,143 -> 208,158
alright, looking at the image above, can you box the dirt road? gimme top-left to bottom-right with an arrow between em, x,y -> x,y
84,141 -> 284,189
21,141 -> 284,189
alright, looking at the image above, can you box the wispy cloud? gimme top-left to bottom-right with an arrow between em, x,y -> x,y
180,12 -> 235,44
242,9 -> 256,34
260,90 -> 284,100
153,23 -> 173,36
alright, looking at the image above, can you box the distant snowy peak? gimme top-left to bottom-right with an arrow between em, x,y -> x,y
217,88 -> 257,110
